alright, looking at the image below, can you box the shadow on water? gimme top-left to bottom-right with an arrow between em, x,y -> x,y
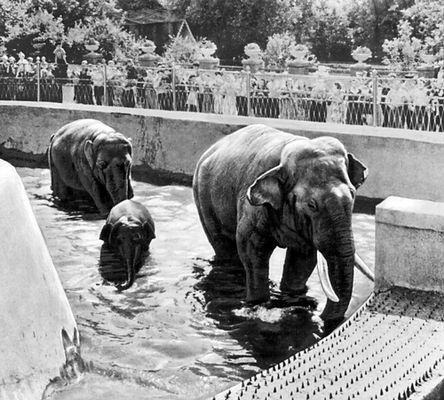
191,259 -> 324,370
34,193 -> 104,221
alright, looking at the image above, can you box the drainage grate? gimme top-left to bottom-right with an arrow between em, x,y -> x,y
212,287 -> 444,400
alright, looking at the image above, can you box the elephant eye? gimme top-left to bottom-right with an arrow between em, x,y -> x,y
307,199 -> 318,212
349,188 -> 356,199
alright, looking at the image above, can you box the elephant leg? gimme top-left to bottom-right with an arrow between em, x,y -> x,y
236,224 -> 275,304
50,164 -> 73,201
78,175 -> 112,216
280,247 -> 317,295
196,202 -> 240,264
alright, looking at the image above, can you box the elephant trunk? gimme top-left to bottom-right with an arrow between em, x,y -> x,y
107,168 -> 130,206
316,207 -> 356,327
116,243 -> 140,291
320,252 -> 354,327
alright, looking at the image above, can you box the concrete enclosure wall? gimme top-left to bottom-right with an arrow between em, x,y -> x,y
0,159 -> 77,400
375,196 -> 444,292
2,102 -> 444,202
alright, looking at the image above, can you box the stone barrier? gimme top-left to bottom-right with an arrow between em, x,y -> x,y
2,102 -> 444,202
375,196 -> 444,292
0,159 -> 77,400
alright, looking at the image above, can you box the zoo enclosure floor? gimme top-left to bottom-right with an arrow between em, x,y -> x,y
213,287 -> 444,400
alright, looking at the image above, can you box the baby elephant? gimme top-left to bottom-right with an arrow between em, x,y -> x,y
100,199 -> 155,290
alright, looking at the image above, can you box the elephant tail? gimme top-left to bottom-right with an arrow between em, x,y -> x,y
48,134 -> 55,170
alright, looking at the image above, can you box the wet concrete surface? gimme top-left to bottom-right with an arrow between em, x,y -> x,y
17,167 -> 375,400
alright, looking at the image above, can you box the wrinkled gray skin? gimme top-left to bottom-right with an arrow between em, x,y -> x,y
193,124 -> 368,324
100,199 -> 156,290
49,119 -> 134,216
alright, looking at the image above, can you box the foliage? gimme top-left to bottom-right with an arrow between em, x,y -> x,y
401,0 -> 444,58
0,0 -> 139,62
381,0 -> 443,70
117,0 -> 163,12
173,0 -> 302,63
382,20 -> 424,70
65,16 -> 140,63
162,35 -> 202,65
2,6 -> 65,57
309,0 -> 353,62
0,0 -> 441,66
346,0 -> 414,61
264,32 -> 297,68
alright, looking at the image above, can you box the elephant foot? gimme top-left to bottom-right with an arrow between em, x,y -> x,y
246,290 -> 270,306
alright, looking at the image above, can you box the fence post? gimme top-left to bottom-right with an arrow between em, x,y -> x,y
172,64 -> 177,111
372,69 -> 379,127
36,57 -> 40,102
103,62 -> 108,106
246,68 -> 251,117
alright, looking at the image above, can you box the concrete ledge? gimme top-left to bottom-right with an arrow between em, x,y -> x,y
0,160 -> 77,399
376,196 -> 444,231
375,196 -> 444,291
2,102 -> 444,202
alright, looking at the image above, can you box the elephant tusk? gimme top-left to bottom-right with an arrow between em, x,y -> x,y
317,251 -> 339,303
354,252 -> 375,282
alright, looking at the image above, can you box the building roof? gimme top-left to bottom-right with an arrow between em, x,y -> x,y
124,7 -> 182,25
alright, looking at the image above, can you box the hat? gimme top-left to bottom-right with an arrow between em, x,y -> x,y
81,60 -> 88,66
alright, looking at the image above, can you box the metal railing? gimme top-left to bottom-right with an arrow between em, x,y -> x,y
0,62 -> 443,132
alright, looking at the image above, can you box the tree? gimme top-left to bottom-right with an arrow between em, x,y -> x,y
346,0 -> 414,61
169,0 -> 301,63
381,0 -> 444,70
309,0 -> 353,62
401,0 -> 444,58
0,0 -> 140,62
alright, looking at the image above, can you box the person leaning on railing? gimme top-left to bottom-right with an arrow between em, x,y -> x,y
0,55 -> 12,100
121,59 -> 138,108
0,56 -> 17,100
74,60 -> 94,105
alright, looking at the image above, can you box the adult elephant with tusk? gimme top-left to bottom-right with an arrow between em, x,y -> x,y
193,124 -> 374,325
48,119 -> 134,216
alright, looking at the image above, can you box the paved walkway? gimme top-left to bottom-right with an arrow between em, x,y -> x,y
213,287 -> 444,400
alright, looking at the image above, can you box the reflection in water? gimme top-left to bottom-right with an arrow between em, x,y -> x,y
17,168 -> 375,400
192,262 -> 322,369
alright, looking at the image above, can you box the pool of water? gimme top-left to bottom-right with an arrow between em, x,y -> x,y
18,167 -> 375,400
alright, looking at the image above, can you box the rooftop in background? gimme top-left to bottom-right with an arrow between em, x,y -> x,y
124,7 -> 182,25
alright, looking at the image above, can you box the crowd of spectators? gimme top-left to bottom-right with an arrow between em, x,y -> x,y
0,48 -> 443,131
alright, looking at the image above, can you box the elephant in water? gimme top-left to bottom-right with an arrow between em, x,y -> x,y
193,124 -> 374,325
100,199 -> 156,290
48,119 -> 134,216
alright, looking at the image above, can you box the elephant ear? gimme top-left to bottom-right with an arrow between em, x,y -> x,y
247,165 -> 284,210
143,220 -> 156,240
347,153 -> 368,189
99,223 -> 112,244
84,140 -> 95,169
